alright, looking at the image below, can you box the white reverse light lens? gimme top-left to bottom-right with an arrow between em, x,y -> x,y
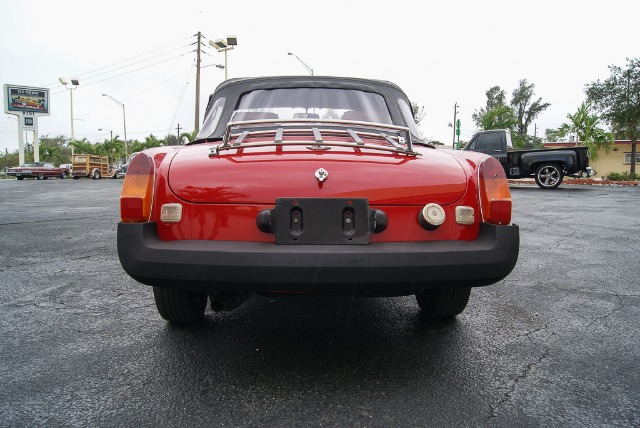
456,206 -> 475,225
160,203 -> 182,223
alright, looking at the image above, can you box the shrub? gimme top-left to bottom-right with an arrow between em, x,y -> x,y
605,171 -> 640,181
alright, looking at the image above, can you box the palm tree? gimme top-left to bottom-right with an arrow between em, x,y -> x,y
69,138 -> 94,155
558,102 -> 613,160
40,145 -> 62,165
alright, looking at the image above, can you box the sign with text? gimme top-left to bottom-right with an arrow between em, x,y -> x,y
3,84 -> 50,116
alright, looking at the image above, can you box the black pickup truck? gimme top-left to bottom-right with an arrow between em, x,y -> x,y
463,129 -> 594,189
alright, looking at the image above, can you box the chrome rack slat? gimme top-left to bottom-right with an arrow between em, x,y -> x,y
347,129 -> 364,145
233,131 -> 250,146
312,128 -> 323,144
275,128 -> 283,143
381,133 -> 402,149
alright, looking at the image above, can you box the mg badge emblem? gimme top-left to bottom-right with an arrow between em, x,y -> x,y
315,168 -> 328,182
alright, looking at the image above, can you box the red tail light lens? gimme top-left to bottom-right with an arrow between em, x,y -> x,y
478,156 -> 512,225
120,153 -> 155,223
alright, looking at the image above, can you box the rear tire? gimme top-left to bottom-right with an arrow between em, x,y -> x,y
16,177 -> 24,180
153,286 -> 207,323
92,170 -> 101,180
37,173 -> 44,180
534,164 -> 563,189
60,171 -> 67,179
416,287 -> 471,318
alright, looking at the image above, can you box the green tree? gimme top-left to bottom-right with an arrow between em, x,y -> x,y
586,57 -> 640,173
69,138 -> 95,155
143,134 -> 163,149
411,101 -> 426,125
165,134 -> 179,146
472,86 -> 507,127
97,137 -> 126,163
476,105 -> 517,132
545,128 -> 565,143
473,104 -> 526,148
39,134 -> 70,164
181,130 -> 198,144
1,150 -> 19,170
510,79 -> 551,146
555,102 -> 613,161
40,145 -> 63,165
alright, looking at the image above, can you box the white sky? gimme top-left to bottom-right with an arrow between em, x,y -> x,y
1,0 -> 638,154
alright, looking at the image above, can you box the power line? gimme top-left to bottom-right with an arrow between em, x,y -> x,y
41,35 -> 194,88
69,44 -> 191,85
50,53 -> 190,95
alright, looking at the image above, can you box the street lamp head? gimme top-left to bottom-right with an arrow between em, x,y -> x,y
58,77 -> 68,85
71,79 -> 80,86
214,38 -> 227,50
287,52 -> 294,56
215,64 -> 225,69
226,35 -> 238,46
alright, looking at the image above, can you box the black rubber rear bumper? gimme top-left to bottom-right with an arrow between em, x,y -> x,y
117,222 -> 519,294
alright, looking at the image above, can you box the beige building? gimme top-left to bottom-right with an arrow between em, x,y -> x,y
544,140 -> 639,177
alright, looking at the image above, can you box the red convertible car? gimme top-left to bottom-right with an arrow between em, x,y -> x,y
7,162 -> 69,180
117,76 -> 519,323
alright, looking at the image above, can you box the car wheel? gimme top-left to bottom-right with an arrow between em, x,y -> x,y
37,173 -> 44,180
416,287 -> 471,318
534,164 -> 563,189
60,171 -> 67,179
152,286 -> 207,323
73,176 -> 80,180
16,176 -> 24,180
92,170 -> 101,180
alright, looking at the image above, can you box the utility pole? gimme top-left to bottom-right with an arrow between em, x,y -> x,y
452,102 -> 458,150
195,32 -> 202,132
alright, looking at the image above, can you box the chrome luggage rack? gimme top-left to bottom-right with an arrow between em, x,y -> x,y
210,118 -> 417,157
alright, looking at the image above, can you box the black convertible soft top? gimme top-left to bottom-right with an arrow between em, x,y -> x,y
198,76 -> 421,140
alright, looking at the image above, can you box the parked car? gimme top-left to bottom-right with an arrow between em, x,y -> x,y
7,162 -> 69,180
71,154 -> 120,179
463,129 -> 594,189
117,152 -> 141,178
117,76 -> 520,323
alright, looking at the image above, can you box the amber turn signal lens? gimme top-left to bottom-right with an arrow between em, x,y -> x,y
120,153 -> 155,223
478,156 -> 512,225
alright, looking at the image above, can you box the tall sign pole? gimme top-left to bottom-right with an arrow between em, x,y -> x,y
3,85 -> 50,165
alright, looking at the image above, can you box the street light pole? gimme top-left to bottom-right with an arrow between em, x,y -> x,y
98,128 -> 113,142
209,36 -> 238,81
59,77 -> 79,157
102,94 -> 128,156
287,52 -> 314,75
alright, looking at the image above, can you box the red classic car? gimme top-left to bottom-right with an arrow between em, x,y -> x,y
7,162 -> 69,180
117,76 -> 519,323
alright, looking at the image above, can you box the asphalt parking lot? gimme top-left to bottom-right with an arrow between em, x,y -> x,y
0,178 -> 638,427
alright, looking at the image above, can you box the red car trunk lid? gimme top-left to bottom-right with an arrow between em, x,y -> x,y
168,144 -> 467,205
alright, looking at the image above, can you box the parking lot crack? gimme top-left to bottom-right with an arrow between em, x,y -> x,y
586,296 -> 625,330
489,327 -> 550,419
553,230 -> 577,248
